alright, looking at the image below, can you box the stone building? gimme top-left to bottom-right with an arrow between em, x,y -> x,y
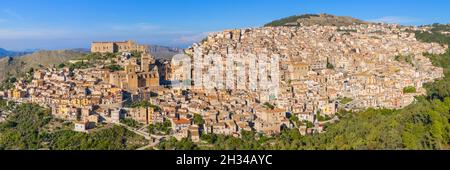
288,61 -> 309,80
91,40 -> 148,53
127,107 -> 155,125
105,54 -> 159,91
138,53 -> 159,87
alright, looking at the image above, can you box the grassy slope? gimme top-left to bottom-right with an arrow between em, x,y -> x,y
0,50 -> 85,81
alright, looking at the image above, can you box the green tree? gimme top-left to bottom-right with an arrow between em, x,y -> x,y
120,118 -> 142,128
263,102 -> 275,110
193,114 -> 204,125
106,65 -> 124,72
58,63 -> 66,69
403,86 -> 417,93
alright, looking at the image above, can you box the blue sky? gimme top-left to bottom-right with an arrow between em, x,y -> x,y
0,0 -> 449,50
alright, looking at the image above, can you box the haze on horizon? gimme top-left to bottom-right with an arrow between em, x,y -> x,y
0,0 -> 449,51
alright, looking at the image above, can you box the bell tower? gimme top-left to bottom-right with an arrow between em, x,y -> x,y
141,53 -> 154,72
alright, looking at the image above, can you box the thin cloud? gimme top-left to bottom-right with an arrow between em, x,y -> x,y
3,9 -> 24,21
111,22 -> 160,32
107,22 -> 209,41
368,16 -> 419,24
175,31 -> 214,44
0,19 -> 216,49
0,28 -> 69,39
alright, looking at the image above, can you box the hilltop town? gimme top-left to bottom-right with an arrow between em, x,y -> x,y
0,22 -> 448,145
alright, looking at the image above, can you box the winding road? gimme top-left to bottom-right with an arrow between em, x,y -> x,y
115,122 -> 166,150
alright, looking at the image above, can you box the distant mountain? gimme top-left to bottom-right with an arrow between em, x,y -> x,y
148,45 -> 184,61
22,48 -> 42,53
70,48 -> 91,53
0,50 -> 86,81
264,13 -> 368,27
0,48 -> 34,58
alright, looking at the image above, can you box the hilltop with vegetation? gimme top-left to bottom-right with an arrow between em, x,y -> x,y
414,23 -> 450,46
0,50 -> 86,82
264,13 -> 367,27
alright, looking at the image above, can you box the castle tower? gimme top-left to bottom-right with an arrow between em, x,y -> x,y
127,73 -> 139,91
141,53 -> 152,72
125,64 -> 136,74
124,64 -> 138,91
149,65 -> 160,87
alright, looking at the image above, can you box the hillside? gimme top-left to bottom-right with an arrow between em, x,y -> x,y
0,48 -> 33,58
0,101 -> 148,150
264,13 -> 367,27
164,24 -> 450,150
415,24 -> 450,46
0,50 -> 86,81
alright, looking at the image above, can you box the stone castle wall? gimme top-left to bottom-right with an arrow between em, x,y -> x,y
91,40 -> 148,53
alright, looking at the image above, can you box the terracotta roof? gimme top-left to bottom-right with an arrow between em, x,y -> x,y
173,118 -> 191,125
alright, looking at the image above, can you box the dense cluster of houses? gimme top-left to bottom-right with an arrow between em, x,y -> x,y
183,23 -> 447,136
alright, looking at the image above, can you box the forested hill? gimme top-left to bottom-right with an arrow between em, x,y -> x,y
414,23 -> 450,47
264,13 -> 367,27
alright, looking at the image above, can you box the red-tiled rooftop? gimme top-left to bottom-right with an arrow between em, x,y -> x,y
173,118 -> 191,125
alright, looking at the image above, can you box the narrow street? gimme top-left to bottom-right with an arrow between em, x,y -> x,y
115,122 -> 166,150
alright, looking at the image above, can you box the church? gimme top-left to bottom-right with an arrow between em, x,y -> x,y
93,41 -> 160,92
105,53 -> 160,92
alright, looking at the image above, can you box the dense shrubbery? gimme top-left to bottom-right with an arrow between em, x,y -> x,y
126,100 -> 161,111
130,50 -> 142,58
148,119 -> 171,135
340,97 -> 353,104
0,103 -> 51,150
81,52 -> 115,61
106,64 -> 124,72
46,126 -> 147,150
414,24 -> 450,46
263,102 -> 275,110
403,86 -> 417,94
0,102 -> 147,150
158,137 -> 197,150
68,61 -> 94,70
264,14 -> 321,27
120,118 -> 142,128
193,114 -> 205,125
423,49 -> 450,100
0,75 -> 17,90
